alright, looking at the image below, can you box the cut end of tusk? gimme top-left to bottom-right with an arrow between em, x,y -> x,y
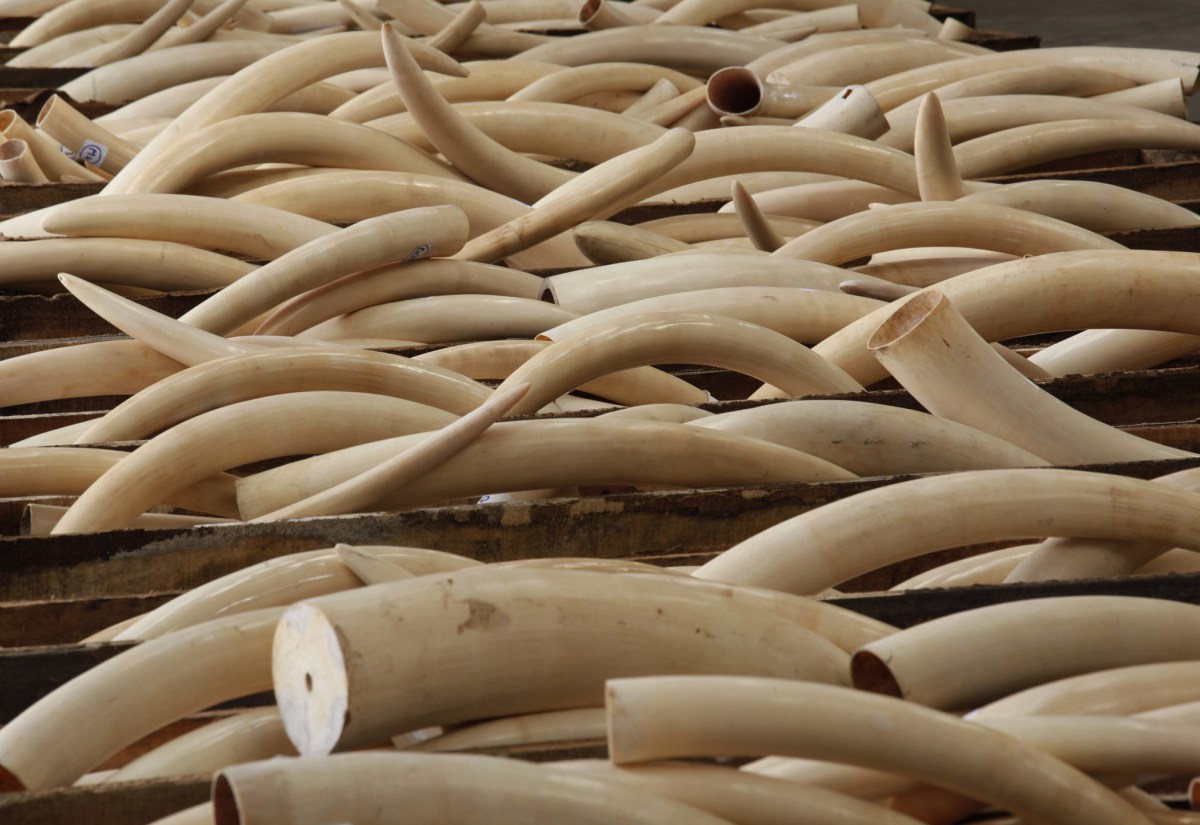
1190,777 -> 1200,810
0,138 -> 28,161
849,649 -> 903,699
706,67 -> 763,118
866,290 -> 945,352
212,774 -> 241,825
274,602 -> 351,757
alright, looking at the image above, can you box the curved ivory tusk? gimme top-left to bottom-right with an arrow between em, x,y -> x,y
693,468 -> 1200,596
654,0 -> 936,30
0,607 -> 282,791
108,707 -> 295,783
730,180 -> 783,251
382,25 -> 573,204
772,201 -> 1122,266
152,0 -> 252,51
380,0 -> 551,57
216,752 -> 735,825
514,26 -> 785,74
1093,77 -> 1189,115
411,339 -> 707,408
694,399 -> 1046,476
10,25 -> 135,68
11,0 -> 164,47
889,544 -> 1034,591
958,180 -> 1200,233
0,139 -> 48,183
605,676 -> 1149,825
852,596 -> 1200,710
580,0 -> 660,28
255,259 -> 544,336
851,248 -> 1016,289
705,67 -> 836,120
509,62 -> 700,104
50,391 -> 459,534
454,128 -> 695,263
542,252 -> 867,314
1032,328 -> 1200,378
494,312 -> 862,416
955,117 -> 1200,179
101,75 -> 354,122
235,417 -> 857,518
793,85 -> 888,139
75,348 -> 491,444
540,287 -> 882,345
868,290 -> 1186,465
35,96 -> 138,175
295,294 -> 579,343
0,110 -> 104,183
411,707 -> 606,752
573,220 -> 695,263
718,179 -> 916,223
43,194 -> 337,261
180,205 -> 469,335
839,278 -> 920,302
912,92 -> 963,201
424,0 -> 486,53
770,39 -> 970,89
90,0 -> 194,65
253,383 -> 531,521
272,567 -> 848,755
0,339 -> 184,411
24,504 -> 231,536
972,662 -> 1200,720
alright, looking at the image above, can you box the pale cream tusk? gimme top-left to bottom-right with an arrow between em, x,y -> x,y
272,567 -> 848,755
718,179 -> 916,223
694,399 -> 1046,477
411,707 -> 606,752
380,0 -> 551,57
411,339 -> 706,408
215,752 -> 736,824
741,755 -> 915,800
793,84 -> 888,139
34,96 -> 138,175
336,545 -> 419,585
705,67 -> 837,119
60,40 -> 282,106
9,24 -> 136,68
990,342 -> 1054,381
107,707 -> 295,783
0,110 -> 104,183
10,0 -> 163,47
734,4 -> 861,33
181,205 -> 468,334
737,18 -> 817,41
640,85 -> 711,127
24,504 -> 231,536
42,193 -> 337,261
339,0 -> 384,30
540,287 -> 882,345
693,468 -> 1200,596
622,77 -> 682,118
889,544 -> 1035,591
50,391 -> 459,534
497,311 -> 862,415
295,294 -> 578,343
0,339 -> 184,410
0,607 -> 282,791
770,39 -> 970,89
598,403 -> 712,424
851,249 -> 1015,289
852,596 -> 1200,710
101,75 -> 355,122
912,92 -> 963,201
731,179 -> 783,251
0,139 -> 48,183
253,383 -> 531,521
1092,77 -> 1188,115
937,15 -> 972,40
637,212 -> 818,244
1031,328 -> 1200,377
772,201 -> 1122,266
91,0 -> 195,65
955,117 -> 1200,179
255,258 -> 544,336
839,278 -> 919,302
383,25 -> 574,204
971,662 -> 1200,719
514,26 -> 785,74
579,0 -> 662,28
152,0 -> 252,51
455,128 -> 695,263
605,676 -> 1149,825
958,180 -> 1200,233
424,0 -> 487,53
572,219 -> 694,263
654,0 -> 936,30
542,251 -> 867,314
235,416 -> 857,518
868,290 -> 1185,465
75,348 -> 491,444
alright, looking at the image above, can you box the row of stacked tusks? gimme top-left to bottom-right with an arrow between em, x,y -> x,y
2,0 -> 1200,821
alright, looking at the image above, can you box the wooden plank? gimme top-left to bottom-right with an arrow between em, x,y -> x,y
0,290 -> 212,342
0,593 -> 177,647
986,158 -> 1200,202
0,775 -> 209,825
0,181 -> 104,218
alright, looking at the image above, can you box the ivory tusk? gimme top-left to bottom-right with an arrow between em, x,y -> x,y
272,567 -> 848,755
24,504 -> 231,536
867,290 -> 1185,465
0,139 -> 48,183
215,752 -> 735,825
653,0 -> 937,31
885,66 -> 1141,117
839,278 -> 919,302
771,201 -> 1122,266
411,707 -> 606,752
605,675 -> 1149,825
509,62 -> 700,104
495,311 -> 862,416
971,662 -> 1200,719
255,258 -> 544,336
339,0 -> 384,30
731,179 -> 784,251
640,85 -> 711,127
621,77 -> 682,118
958,180 -> 1200,233
75,348 -> 491,444
424,0 -> 486,53
336,545 -> 420,585
454,128 -> 695,263
35,96 -> 139,175
851,248 -> 1015,288
1093,77 -> 1189,115
253,382 -> 531,521
693,468 -> 1200,596
151,0 -> 253,51
0,109 -> 104,183
851,596 -> 1200,710
180,205 -> 469,334
718,178 -> 916,223
50,391 -> 459,534
769,39 -> 970,88
381,0 -> 552,57
572,219 -> 694,263
580,0 -> 660,27
1031,328 -> 1200,377
514,26 -> 786,74
9,25 -> 136,68
912,92 -> 963,201
90,0 -> 194,65
889,544 -> 1034,591
694,399 -> 1046,476
0,607 -> 282,791
42,193 -> 338,260
10,0 -> 164,47
955,118 -> 1200,179
235,416 -> 857,518
793,85 -> 888,139
382,25 -> 574,204
705,67 -> 836,120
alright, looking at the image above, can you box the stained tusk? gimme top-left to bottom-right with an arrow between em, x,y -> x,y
180,205 -> 469,334
0,139 -> 48,183
272,567 -> 848,755
731,179 -> 784,251
958,179 -> 1200,233
793,84 -> 888,138
605,675 -> 1149,825
573,219 -> 694,263
694,399 -> 1046,476
692,468 -> 1200,596
235,416 -> 857,518
912,92 -> 963,200
0,109 -> 105,182
50,391 -> 459,534
771,201 -> 1121,266
851,596 -> 1200,710
253,382 -> 531,521
867,290 -> 1185,464
74,348 -> 492,444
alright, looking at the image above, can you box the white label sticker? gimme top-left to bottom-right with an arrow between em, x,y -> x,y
77,140 -> 108,167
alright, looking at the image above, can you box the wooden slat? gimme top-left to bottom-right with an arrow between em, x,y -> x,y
0,775 -> 209,825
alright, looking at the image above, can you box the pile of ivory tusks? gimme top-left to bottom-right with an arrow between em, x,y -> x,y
4,0 -> 1200,821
